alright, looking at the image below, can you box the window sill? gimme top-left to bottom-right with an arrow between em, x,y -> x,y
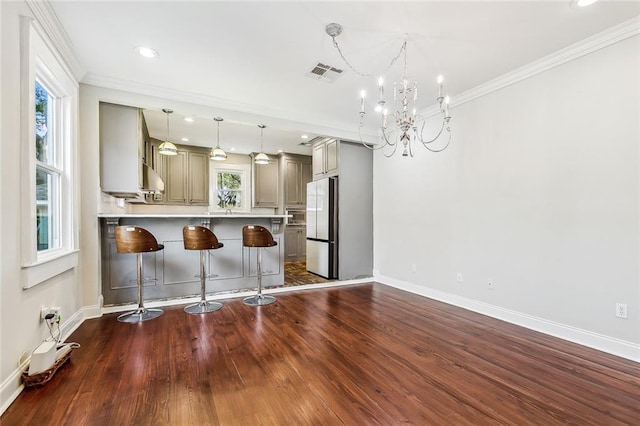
22,249 -> 79,289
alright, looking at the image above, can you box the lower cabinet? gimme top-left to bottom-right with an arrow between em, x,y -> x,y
284,226 -> 306,261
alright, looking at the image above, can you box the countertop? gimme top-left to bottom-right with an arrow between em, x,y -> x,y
98,213 -> 291,218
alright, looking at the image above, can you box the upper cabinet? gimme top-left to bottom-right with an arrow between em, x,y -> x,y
187,151 -> 210,204
146,140 -> 210,205
99,102 -> 164,197
251,153 -> 279,208
312,138 -> 339,180
282,154 -> 312,207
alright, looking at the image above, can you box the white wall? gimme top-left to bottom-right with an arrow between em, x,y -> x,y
0,1 -> 85,411
374,35 -> 640,355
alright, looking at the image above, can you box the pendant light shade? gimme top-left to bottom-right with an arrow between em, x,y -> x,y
254,152 -> 269,164
210,117 -> 227,161
159,108 -> 178,156
254,124 -> 269,165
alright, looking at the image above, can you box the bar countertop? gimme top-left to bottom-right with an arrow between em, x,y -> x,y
98,213 -> 291,219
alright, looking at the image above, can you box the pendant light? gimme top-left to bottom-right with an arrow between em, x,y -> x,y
210,117 -> 227,161
254,124 -> 269,165
159,109 -> 178,156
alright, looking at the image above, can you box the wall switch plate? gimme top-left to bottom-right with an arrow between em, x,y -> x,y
616,303 -> 628,319
488,278 -> 494,290
456,273 -> 463,283
411,264 -> 417,273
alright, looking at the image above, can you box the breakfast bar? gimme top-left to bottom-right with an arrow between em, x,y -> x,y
98,213 -> 289,306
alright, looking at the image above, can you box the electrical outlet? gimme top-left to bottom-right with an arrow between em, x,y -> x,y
40,306 -> 60,322
616,303 -> 628,319
488,278 -> 494,290
40,306 -> 50,321
411,264 -> 417,273
456,273 -> 463,283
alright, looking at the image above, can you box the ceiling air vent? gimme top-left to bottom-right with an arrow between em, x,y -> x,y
306,62 -> 343,83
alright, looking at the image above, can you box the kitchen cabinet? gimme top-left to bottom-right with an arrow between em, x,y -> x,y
100,102 -> 165,197
146,141 -> 209,205
187,151 -> 209,204
312,138 -> 339,180
284,226 -> 306,261
282,154 -> 312,207
165,151 -> 188,204
252,153 -> 279,208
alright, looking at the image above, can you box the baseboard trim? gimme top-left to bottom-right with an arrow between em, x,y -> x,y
0,304 -> 103,416
374,273 -> 639,363
102,278 -> 371,314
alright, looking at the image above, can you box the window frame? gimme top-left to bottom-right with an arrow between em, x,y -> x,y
20,17 -> 79,289
209,162 -> 251,213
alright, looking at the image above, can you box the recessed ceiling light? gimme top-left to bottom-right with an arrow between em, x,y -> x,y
277,149 -> 284,153
229,147 -> 236,152
301,134 -> 308,139
136,46 -> 158,58
181,137 -> 189,142
184,117 -> 194,123
572,0 -> 598,7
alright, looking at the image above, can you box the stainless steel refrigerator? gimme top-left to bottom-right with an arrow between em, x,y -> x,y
306,177 -> 338,279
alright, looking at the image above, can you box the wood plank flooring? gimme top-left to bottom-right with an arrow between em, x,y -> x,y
283,261 -> 331,286
2,283 -> 639,425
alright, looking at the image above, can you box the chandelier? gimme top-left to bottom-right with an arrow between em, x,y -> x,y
326,23 -> 452,157
159,108 -> 178,156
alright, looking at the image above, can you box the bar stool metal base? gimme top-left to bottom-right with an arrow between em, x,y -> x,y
117,307 -> 164,323
243,294 -> 276,306
184,300 -> 223,314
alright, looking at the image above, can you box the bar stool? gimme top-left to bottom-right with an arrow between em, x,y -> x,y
182,225 -> 224,314
114,226 -> 164,323
242,225 -> 277,306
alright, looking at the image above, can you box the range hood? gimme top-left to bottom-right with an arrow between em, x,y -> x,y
141,163 -> 165,194
103,164 -> 164,199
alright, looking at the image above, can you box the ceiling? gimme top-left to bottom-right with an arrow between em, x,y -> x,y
49,1 -> 639,156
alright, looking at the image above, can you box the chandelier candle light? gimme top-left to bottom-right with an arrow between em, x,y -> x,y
210,117 -> 227,161
159,109 -> 178,156
326,23 -> 452,157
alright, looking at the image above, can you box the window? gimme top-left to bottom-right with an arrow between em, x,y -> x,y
35,81 -> 61,252
210,163 -> 251,212
21,17 -> 79,288
217,171 -> 243,209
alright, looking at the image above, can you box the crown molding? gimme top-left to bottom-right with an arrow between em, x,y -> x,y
421,16 -> 640,118
26,0 -> 84,81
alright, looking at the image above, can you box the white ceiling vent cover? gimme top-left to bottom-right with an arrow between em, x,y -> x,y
306,62 -> 343,83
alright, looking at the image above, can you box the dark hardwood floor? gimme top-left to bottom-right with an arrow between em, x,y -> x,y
2,283 -> 639,425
